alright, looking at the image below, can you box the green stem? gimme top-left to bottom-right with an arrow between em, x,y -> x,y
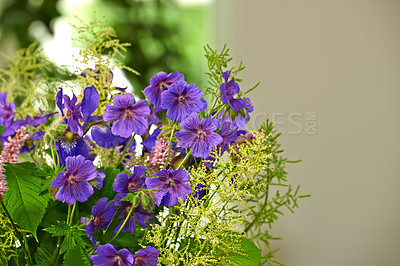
110,205 -> 135,243
163,126 -> 176,169
115,134 -> 135,167
109,136 -> 120,162
212,104 -> 226,118
0,202 -> 32,266
22,234 -> 33,266
177,149 -> 192,169
68,203 -> 77,225
50,236 -> 62,265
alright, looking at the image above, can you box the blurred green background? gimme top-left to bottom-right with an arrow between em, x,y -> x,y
0,0 -> 213,94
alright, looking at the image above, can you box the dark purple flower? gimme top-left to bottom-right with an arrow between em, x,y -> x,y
114,201 -> 155,235
81,86 -> 100,124
63,94 -> 84,136
56,131 -> 90,167
90,243 -> 133,266
91,123 -> 130,148
144,71 -> 184,109
31,130 -> 45,140
161,81 -> 203,122
26,109 -> 57,127
145,168 -> 192,207
132,246 -> 160,266
0,93 -> 16,125
113,166 -> 147,195
51,155 -> 97,205
220,71 -> 246,112
86,198 -> 116,236
103,93 -> 150,138
175,113 -> 223,158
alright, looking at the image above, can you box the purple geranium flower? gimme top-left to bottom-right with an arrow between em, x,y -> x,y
234,97 -> 254,129
132,246 -> 160,266
91,123 -> 130,149
0,92 -> 16,125
145,168 -> 192,207
220,71 -> 246,112
114,201 -> 155,235
175,113 -> 223,158
26,109 -> 57,127
51,155 -> 98,205
63,94 -> 84,136
113,166 -> 147,194
161,81 -> 203,122
86,198 -> 116,237
144,71 -> 184,109
103,93 -> 150,138
56,131 -> 90,167
90,243 -> 133,266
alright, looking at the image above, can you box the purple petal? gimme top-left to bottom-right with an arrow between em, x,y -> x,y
81,86 -> 99,122
113,93 -> 135,109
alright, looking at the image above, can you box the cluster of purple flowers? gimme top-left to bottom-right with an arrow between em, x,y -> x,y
90,243 -> 160,266
0,92 -> 56,152
43,67 -> 254,265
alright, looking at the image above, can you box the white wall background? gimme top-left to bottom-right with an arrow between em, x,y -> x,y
215,0 -> 400,265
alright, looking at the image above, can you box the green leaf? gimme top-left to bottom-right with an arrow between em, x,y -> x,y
43,221 -> 70,236
58,228 -> 94,254
33,233 -> 57,265
0,125 -> 4,135
62,245 -> 91,266
225,237 -> 262,266
3,162 -> 49,240
60,230 -> 75,254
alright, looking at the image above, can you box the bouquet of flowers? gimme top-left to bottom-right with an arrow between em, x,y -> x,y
0,19 -> 307,266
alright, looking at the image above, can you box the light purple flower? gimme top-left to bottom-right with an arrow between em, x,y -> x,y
144,71 -> 184,109
0,93 -> 16,125
103,93 -> 150,138
90,243 -> 133,266
175,113 -> 223,158
220,71 -> 246,112
132,246 -> 160,266
26,109 -> 57,127
145,168 -> 192,207
51,155 -> 97,205
161,81 -> 203,122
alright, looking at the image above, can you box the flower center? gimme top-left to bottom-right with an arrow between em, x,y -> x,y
93,217 -> 105,227
178,95 -> 186,104
67,174 -> 78,184
124,109 -> 132,120
128,181 -> 137,191
166,178 -> 174,188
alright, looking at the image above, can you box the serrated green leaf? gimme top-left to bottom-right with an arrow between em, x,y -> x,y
225,237 -> 262,266
43,221 -> 70,236
60,230 -> 75,254
3,162 -> 49,240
